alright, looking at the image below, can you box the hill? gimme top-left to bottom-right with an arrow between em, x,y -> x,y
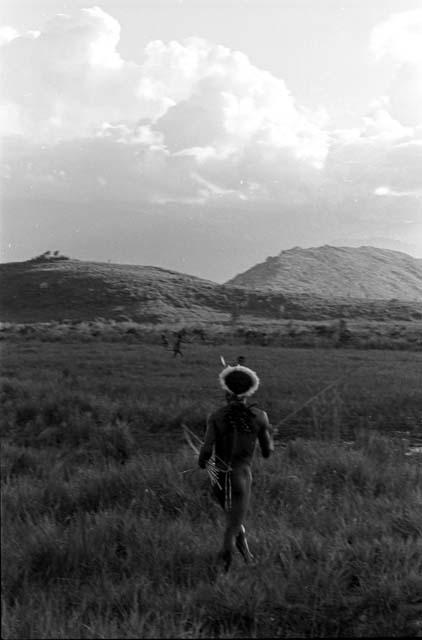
226,245 -> 422,301
0,253 -> 421,324
0,255 -> 286,323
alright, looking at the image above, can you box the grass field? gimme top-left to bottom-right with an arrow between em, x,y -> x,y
2,316 -> 422,352
1,339 -> 422,638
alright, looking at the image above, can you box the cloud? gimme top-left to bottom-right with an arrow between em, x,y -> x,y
360,99 -> 414,141
374,185 -> 422,199
0,10 -> 330,173
0,7 -> 158,140
0,6 -> 331,205
0,26 -> 19,45
370,9 -> 422,64
0,3 -> 421,249
370,9 -> 422,127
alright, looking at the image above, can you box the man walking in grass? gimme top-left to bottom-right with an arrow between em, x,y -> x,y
198,364 -> 274,572
173,332 -> 184,357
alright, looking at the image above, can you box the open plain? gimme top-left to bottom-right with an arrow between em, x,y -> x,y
1,336 -> 422,638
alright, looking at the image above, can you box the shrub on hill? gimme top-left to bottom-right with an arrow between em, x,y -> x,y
30,251 -> 70,262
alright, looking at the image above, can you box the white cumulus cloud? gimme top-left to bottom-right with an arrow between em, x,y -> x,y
0,3 -> 421,239
0,7 -> 332,204
370,9 -> 422,127
0,26 -> 20,46
370,9 -> 422,64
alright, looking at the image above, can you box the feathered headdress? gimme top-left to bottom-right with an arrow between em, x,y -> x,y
219,364 -> 260,398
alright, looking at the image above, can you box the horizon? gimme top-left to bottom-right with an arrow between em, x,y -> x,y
1,1 -> 422,280
1,242 -> 420,285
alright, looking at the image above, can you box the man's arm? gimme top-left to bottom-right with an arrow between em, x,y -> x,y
198,415 -> 216,468
257,410 -> 274,458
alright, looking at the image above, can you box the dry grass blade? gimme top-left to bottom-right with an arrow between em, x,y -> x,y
182,423 -> 200,456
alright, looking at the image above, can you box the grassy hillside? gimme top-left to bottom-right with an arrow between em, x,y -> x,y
1,339 -> 422,638
1,255 -> 421,324
227,245 -> 422,300
0,256 -> 286,323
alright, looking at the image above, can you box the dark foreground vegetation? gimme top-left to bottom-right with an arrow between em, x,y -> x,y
1,339 -> 422,638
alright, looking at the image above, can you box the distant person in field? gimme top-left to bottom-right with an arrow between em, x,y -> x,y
198,364 -> 274,572
161,333 -> 169,349
237,355 -> 246,366
337,318 -> 351,345
173,332 -> 184,357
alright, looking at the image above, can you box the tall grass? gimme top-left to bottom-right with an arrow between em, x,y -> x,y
2,341 -> 422,439
1,340 -> 422,638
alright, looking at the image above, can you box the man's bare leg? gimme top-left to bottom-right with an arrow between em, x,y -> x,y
219,466 -> 252,571
236,524 -> 255,563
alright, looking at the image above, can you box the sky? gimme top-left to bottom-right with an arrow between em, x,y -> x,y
1,0 -> 421,281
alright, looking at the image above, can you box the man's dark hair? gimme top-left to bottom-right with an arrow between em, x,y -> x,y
224,369 -> 253,395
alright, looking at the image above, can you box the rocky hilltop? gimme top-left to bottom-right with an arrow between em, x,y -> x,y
226,246 -> 422,301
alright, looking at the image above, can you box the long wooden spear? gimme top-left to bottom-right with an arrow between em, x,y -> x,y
273,364 -> 363,436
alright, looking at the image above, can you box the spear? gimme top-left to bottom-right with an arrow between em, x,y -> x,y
273,364 -> 363,437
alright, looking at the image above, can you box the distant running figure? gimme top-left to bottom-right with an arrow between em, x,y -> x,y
173,333 -> 184,357
198,364 -> 274,571
161,333 -> 169,349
